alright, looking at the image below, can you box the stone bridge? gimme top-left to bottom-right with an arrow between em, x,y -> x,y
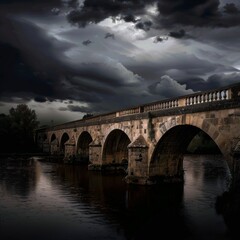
36,83 -> 240,186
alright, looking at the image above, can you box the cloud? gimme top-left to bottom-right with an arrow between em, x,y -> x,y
0,14 -> 149,115
51,7 -> 61,15
206,72 -> 240,87
65,0 -> 240,30
122,14 -> 138,23
224,3 -> 239,14
179,72 -> 240,91
59,104 -> 91,113
104,32 -> 115,39
34,96 -> 48,103
82,39 -> 92,45
66,0 -> 156,28
153,35 -> 168,43
1,0 -> 240,125
135,20 -> 153,31
127,49 -> 234,85
169,29 -> 186,39
0,42 -> 56,102
148,75 -> 194,99
156,0 -> 240,28
157,0 -> 219,25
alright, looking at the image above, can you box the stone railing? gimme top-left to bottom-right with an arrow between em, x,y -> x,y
143,99 -> 179,112
117,107 -> 140,117
45,83 -> 238,130
99,113 -> 116,121
116,85 -> 234,117
185,89 -> 230,106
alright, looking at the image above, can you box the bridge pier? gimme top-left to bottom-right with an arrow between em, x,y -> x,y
88,138 -> 102,170
50,139 -> 59,155
63,137 -> 76,162
65,138 -> 75,157
125,135 -> 151,185
42,139 -> 50,153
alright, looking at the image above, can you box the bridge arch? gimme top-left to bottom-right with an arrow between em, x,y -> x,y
157,116 -> 228,156
149,124 -> 221,179
49,133 -> 59,154
76,131 -> 93,163
102,129 -> 131,165
50,133 -> 57,144
60,132 -> 70,155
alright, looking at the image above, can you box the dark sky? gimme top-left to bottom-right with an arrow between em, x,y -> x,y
0,0 -> 240,125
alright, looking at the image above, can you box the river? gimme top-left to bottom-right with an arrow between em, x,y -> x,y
0,155 -> 236,240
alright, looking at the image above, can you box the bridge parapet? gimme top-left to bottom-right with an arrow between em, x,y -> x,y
37,83 -> 240,131
116,83 -> 238,117
143,99 -> 179,112
99,113 -> 116,121
185,88 -> 230,106
118,106 -> 140,117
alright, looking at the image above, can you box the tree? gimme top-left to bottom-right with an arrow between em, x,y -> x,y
82,113 -> 93,119
0,113 -> 11,152
9,104 -> 39,152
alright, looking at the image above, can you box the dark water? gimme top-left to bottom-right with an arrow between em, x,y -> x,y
0,155 -> 235,240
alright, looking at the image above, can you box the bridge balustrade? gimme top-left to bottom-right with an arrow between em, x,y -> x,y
118,107 -> 140,117
117,85 -> 233,117
143,99 -> 179,112
44,84 -> 237,131
99,113 -> 117,120
185,89 -> 230,106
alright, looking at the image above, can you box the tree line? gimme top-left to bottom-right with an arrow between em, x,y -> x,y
0,104 -> 39,153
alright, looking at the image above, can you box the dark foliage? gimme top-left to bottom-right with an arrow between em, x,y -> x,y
82,113 -> 94,119
0,104 -> 39,153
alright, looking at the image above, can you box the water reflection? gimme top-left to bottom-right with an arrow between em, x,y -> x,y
54,164 -> 185,239
0,155 -> 236,240
0,158 -> 38,197
183,155 -> 231,240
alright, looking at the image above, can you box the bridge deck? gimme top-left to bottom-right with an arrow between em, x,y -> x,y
39,83 -> 240,131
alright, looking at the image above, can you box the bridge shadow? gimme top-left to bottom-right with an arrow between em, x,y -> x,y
53,163 -> 190,239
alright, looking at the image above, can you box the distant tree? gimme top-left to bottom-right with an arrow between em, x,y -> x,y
82,113 -> 93,119
0,113 -> 11,152
9,104 -> 39,152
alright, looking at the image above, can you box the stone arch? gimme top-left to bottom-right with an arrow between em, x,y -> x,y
102,129 -> 131,165
60,132 -> 70,155
102,124 -> 132,146
49,133 -> 59,154
158,117 -> 226,156
149,124 -> 222,181
76,131 -> 93,163
50,133 -> 57,144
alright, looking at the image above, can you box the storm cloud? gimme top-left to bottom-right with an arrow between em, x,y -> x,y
66,0 -> 240,29
0,0 -> 240,124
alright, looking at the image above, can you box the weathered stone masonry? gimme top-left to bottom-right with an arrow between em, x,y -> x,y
36,83 -> 240,187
